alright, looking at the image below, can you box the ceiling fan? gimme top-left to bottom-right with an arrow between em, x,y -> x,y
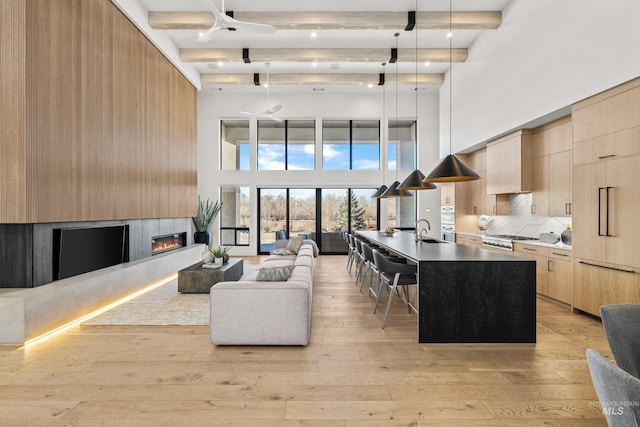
240,63 -> 283,122
197,0 -> 277,42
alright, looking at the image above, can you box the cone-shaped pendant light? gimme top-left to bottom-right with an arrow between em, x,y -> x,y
398,17 -> 436,192
379,181 -> 412,198
398,169 -> 437,190
424,0 -> 479,184
371,185 -> 388,198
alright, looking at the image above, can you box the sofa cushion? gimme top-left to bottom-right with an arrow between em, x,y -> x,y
270,247 -> 295,256
286,236 -> 304,254
256,265 -> 295,282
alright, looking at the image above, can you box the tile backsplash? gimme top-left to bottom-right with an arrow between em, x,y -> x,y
483,193 -> 571,238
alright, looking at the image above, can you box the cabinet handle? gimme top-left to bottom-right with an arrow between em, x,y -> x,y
548,260 -> 552,272
606,187 -> 612,237
598,187 -> 605,236
565,203 -> 572,215
473,206 -> 477,214
530,204 -> 536,215
579,261 -> 635,274
522,247 -> 536,252
598,154 -> 617,160
551,252 -> 569,257
493,205 -> 497,215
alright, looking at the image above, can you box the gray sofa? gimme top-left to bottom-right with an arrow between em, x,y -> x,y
210,241 -> 315,345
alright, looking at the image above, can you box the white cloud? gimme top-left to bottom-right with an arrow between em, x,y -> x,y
353,159 -> 380,170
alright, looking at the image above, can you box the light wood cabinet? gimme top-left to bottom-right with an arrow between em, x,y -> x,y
464,161 -> 509,216
548,249 -> 572,304
441,183 -> 456,206
573,259 -> 640,317
458,234 -> 483,248
530,117 -> 572,217
572,77 -> 640,315
549,150 -> 572,216
573,156 -> 640,269
531,156 -> 550,216
514,243 -> 572,305
486,130 -> 533,194
514,243 -> 549,296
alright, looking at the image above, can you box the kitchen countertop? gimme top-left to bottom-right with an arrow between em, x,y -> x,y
357,230 -> 529,262
456,231 -> 572,251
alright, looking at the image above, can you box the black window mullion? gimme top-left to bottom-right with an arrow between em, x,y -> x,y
284,120 -> 289,170
315,189 -> 322,253
285,188 -> 290,239
349,120 -> 353,170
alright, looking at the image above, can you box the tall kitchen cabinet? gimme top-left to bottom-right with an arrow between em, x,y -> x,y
530,117 -> 573,217
461,149 -> 509,216
571,78 -> 640,316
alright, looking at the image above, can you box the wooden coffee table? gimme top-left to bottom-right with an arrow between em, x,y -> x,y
178,258 -> 244,293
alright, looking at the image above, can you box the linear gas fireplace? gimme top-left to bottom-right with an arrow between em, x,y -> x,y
152,232 -> 187,256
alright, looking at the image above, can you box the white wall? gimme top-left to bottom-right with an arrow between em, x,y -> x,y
440,0 -> 640,154
198,89 -> 442,255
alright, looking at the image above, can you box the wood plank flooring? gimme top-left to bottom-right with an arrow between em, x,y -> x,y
0,255 -> 611,426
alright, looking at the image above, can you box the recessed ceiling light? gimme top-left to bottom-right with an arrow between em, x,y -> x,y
207,63 -> 218,70
424,62 -> 431,67
446,31 -> 453,38
198,31 -> 205,38
330,63 -> 340,70
217,62 -> 224,67
312,62 -> 318,67
263,83 -> 269,88
368,83 -> 373,88
311,31 -> 318,38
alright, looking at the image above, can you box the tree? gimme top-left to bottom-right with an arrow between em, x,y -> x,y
338,190 -> 366,230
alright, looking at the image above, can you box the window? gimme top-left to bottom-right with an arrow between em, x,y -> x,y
220,186 -> 250,246
258,188 -> 379,254
387,119 -> 417,229
322,120 -> 380,170
220,120 -> 250,170
388,119 -> 417,171
258,120 -> 315,170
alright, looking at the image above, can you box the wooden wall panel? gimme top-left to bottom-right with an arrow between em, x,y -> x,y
19,0 -> 197,223
0,0 -> 27,223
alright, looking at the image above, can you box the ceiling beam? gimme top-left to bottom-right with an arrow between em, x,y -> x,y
201,73 -> 444,85
149,11 -> 501,31
181,48 -> 467,63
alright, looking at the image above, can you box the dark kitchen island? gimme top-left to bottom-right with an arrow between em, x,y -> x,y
357,231 -> 536,344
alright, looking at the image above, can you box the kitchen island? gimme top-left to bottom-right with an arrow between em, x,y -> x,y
357,231 -> 536,344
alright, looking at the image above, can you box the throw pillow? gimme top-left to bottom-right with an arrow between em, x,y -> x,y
270,247 -> 295,256
286,236 -> 304,254
256,265 -> 295,282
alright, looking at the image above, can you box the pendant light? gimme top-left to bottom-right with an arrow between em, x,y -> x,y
380,32 -> 412,198
423,0 -> 479,183
372,62 -> 389,199
398,2 -> 436,191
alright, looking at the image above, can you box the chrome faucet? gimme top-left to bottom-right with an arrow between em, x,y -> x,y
414,218 -> 431,242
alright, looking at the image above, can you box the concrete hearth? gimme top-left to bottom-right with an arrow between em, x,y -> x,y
0,244 -> 204,345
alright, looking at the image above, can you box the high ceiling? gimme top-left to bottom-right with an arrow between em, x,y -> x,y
120,0 -> 514,93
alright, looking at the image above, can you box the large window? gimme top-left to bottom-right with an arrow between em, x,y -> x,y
258,120 -> 315,170
258,188 -> 378,254
220,120 -> 250,170
387,119 -> 417,229
323,120 -> 380,170
220,186 -> 250,246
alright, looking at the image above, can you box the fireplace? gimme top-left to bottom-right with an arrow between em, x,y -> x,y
152,232 -> 187,255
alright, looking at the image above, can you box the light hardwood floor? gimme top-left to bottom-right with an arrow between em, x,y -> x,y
0,255 -> 610,426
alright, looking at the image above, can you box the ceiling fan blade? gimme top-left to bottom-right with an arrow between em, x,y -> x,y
196,24 -> 222,42
266,104 -> 283,114
239,110 -> 253,116
225,17 -> 277,34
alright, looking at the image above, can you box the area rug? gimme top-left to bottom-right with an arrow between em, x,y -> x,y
84,264 -> 259,326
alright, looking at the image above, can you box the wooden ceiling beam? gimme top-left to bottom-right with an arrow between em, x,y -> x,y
149,11 -> 501,31
201,73 -> 444,85
181,48 -> 467,63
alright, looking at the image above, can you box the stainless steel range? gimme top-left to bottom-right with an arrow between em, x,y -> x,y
481,234 -> 539,251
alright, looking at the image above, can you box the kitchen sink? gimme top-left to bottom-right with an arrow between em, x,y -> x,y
419,238 -> 445,243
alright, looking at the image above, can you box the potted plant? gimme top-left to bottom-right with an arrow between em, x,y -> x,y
210,246 -> 229,265
192,196 -> 222,247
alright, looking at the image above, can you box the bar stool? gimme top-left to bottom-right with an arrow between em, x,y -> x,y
372,249 -> 418,329
346,233 -> 357,272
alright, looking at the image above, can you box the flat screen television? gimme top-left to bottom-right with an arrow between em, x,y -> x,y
53,225 -> 129,281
